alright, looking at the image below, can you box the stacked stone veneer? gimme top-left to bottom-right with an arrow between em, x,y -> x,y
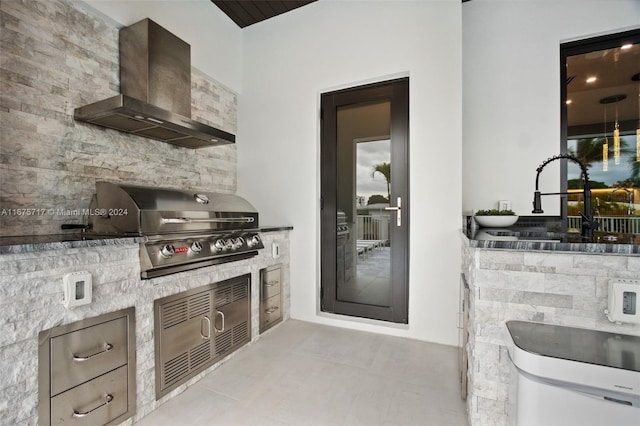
0,0 -> 238,236
461,234 -> 640,426
0,230 -> 290,425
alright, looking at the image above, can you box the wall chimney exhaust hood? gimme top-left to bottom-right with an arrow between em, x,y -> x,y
74,19 -> 235,149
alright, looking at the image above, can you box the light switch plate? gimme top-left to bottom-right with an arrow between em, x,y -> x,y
272,242 -> 280,259
606,279 -> 640,324
63,271 -> 92,308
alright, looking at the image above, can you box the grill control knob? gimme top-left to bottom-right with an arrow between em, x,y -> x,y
224,239 -> 234,250
232,237 -> 245,249
213,239 -> 226,252
247,235 -> 261,248
160,244 -> 175,258
190,241 -> 203,253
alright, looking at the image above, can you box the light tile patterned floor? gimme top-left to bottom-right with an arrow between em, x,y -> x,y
137,320 -> 468,426
338,246 -> 392,307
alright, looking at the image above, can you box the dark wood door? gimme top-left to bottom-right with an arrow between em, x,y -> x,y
321,78 -> 409,323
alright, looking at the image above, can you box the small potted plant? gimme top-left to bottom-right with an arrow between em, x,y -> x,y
474,208 -> 518,228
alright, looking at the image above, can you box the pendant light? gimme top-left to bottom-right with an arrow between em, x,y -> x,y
600,94 -> 627,167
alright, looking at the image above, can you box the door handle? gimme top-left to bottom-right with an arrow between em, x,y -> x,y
214,310 -> 225,333
385,197 -> 402,227
201,316 -> 211,339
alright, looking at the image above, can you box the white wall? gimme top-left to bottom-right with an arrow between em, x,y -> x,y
79,0 -> 243,93
238,0 -> 463,345
462,0 -> 640,215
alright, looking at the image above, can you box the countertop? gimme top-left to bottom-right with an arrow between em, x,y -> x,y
506,320 -> 640,372
0,226 -> 293,254
464,227 -> 640,254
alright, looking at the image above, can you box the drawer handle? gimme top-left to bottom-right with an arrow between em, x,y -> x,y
265,307 -> 279,314
72,343 -> 113,362
265,280 -> 279,287
72,394 -> 113,418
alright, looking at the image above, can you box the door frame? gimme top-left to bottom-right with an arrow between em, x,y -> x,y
320,77 -> 409,323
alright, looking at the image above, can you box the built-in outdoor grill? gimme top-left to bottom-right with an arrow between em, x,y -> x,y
336,210 -> 349,237
86,181 -> 264,278
336,210 -> 353,287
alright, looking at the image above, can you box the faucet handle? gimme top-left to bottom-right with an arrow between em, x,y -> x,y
532,191 -> 544,214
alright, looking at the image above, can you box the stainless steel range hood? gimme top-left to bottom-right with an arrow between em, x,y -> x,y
74,19 -> 234,149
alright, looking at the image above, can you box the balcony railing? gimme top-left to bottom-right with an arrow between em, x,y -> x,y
356,215 -> 390,242
568,216 -> 640,235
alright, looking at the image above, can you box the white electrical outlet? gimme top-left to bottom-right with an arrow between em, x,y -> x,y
605,279 -> 640,324
63,271 -> 92,308
498,200 -> 511,211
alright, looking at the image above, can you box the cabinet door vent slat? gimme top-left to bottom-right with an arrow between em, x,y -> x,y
214,285 -> 232,308
189,292 -> 211,319
162,299 -> 189,329
233,321 -> 248,342
190,340 -> 211,370
163,352 -> 189,387
215,329 -> 233,355
232,282 -> 248,301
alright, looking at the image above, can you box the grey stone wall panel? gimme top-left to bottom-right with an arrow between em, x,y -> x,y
462,233 -> 640,426
1,0 -> 239,237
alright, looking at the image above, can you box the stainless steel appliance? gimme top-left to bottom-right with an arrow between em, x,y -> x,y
506,321 -> 640,425
86,181 -> 264,278
335,210 -> 353,287
74,19 -> 234,148
154,275 -> 250,399
38,307 -> 136,426
259,264 -> 283,333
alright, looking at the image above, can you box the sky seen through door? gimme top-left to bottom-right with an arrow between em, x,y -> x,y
356,139 -> 390,206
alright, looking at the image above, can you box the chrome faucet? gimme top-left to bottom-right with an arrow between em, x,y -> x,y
532,154 -> 599,238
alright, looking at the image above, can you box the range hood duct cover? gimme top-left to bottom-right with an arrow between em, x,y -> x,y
74,19 -> 234,149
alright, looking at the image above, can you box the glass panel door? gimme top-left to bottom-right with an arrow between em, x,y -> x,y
335,100 -> 392,307
321,78 -> 409,323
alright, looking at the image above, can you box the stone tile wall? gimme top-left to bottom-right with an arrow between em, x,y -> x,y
0,0 -> 238,236
461,235 -> 640,426
0,230 -> 290,425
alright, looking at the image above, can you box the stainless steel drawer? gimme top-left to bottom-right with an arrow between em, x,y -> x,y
261,293 -> 282,330
50,316 -> 128,396
50,365 -> 128,426
262,267 -> 281,299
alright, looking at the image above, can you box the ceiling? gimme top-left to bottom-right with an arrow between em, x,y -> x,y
567,42 -> 640,136
213,0 -> 472,28
211,0 -> 318,28
209,1 -> 639,138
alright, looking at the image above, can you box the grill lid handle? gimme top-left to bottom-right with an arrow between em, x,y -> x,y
161,217 -> 255,224
194,194 -> 210,204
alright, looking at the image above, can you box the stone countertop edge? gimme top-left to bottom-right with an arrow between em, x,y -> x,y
460,229 -> 640,255
0,236 -> 145,254
0,226 -> 293,254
